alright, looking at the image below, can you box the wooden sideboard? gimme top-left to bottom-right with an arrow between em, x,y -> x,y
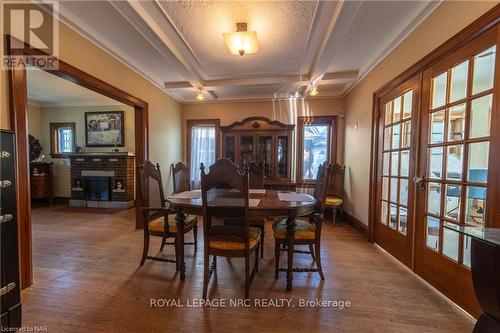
30,162 -> 53,205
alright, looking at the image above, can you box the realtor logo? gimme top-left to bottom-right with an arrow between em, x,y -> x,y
1,1 -> 59,69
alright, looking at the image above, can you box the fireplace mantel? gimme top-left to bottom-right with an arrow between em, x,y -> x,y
68,152 -> 135,209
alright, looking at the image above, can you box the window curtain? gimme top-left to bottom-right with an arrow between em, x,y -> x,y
190,126 -> 216,189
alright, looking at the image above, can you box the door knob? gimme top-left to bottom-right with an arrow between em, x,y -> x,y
413,176 -> 425,190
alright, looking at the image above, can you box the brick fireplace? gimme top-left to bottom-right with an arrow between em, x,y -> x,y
68,152 -> 135,208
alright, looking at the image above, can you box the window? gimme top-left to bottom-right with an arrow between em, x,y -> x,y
187,120 -> 220,188
50,122 -> 75,157
297,116 -> 336,182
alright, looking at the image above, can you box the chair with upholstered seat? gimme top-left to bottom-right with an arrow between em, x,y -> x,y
201,158 -> 261,299
273,162 -> 331,288
137,161 -> 198,267
325,164 -> 345,224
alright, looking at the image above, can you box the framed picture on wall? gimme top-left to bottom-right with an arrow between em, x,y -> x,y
85,111 -> 125,147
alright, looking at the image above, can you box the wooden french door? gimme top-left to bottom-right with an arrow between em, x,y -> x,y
375,76 -> 420,267
414,26 -> 500,315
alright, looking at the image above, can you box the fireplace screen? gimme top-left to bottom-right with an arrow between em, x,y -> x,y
84,176 -> 111,201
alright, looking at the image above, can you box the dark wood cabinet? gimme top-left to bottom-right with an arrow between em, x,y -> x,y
1,130 -> 22,330
221,117 -> 295,186
30,162 -> 53,205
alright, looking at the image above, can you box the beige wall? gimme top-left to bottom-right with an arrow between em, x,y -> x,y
27,104 -> 135,197
343,1 -> 497,226
182,97 -> 345,167
0,18 -> 182,194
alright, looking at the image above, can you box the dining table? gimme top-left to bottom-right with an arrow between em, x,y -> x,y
167,189 -> 316,290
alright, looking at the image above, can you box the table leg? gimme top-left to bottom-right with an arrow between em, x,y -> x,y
175,212 -> 186,281
285,215 -> 296,291
471,238 -> 500,333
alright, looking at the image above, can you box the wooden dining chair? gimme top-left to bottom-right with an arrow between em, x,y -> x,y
273,162 -> 331,288
239,161 -> 266,258
201,158 -> 261,299
137,161 -> 198,267
170,162 -> 191,193
325,164 -> 345,224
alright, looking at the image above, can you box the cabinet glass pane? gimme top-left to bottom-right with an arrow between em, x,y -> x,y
392,124 -> 400,149
470,94 -> 492,138
240,136 -> 254,163
427,182 -> 441,216
465,186 -> 486,226
450,60 -> 468,102
402,90 -> 412,119
428,147 -> 443,179
432,72 -> 447,109
258,136 -> 272,177
401,121 -> 411,148
303,125 -> 329,180
224,136 -> 235,161
472,46 -> 496,95
446,145 -> 463,180
390,151 -> 399,176
385,102 -> 392,125
443,226 -> 459,261
426,216 -> 440,251
400,150 -> 410,177
390,178 -> 398,203
382,152 -> 390,175
384,127 -> 391,150
393,96 -> 401,123
277,136 -> 288,178
445,184 -> 461,221
380,201 -> 388,225
381,177 -> 389,201
430,110 -> 445,144
447,104 -> 466,141
398,206 -> 407,235
463,236 -> 471,268
389,204 -> 397,229
399,179 -> 408,206
467,141 -> 489,183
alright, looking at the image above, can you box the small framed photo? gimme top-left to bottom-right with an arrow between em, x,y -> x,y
85,111 -> 124,147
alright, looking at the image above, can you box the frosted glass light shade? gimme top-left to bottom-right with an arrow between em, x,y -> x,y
223,31 -> 259,56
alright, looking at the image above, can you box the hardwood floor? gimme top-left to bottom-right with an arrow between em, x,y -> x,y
22,205 -> 474,333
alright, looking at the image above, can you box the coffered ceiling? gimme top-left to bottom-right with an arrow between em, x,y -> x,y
56,1 -> 441,103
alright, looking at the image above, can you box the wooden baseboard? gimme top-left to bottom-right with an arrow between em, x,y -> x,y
53,197 -> 70,204
343,211 -> 368,238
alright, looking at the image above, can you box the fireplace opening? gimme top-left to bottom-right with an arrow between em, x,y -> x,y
84,176 -> 111,201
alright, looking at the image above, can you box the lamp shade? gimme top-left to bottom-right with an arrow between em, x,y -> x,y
223,30 -> 259,56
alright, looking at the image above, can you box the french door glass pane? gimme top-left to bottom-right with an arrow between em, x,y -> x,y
389,204 -> 397,229
467,141 -> 489,183
428,147 -> 443,179
446,145 -> 463,180
402,90 -> 412,119
392,124 -> 400,149
399,207 -> 407,235
472,46 -> 496,95
380,201 -> 388,225
391,152 -> 399,176
430,110 -> 445,143
384,127 -> 391,150
401,121 -> 411,148
393,96 -> 402,123
382,177 -> 389,200
427,182 -> 441,216
426,216 -> 440,251
399,179 -> 408,206
445,184 -> 461,221
382,152 -> 390,175
432,72 -> 447,109
390,178 -> 398,203
465,186 -> 486,226
400,150 -> 410,177
443,227 -> 459,261
450,60 -> 468,102
385,102 -> 393,125
447,104 -> 466,141
470,94 -> 492,138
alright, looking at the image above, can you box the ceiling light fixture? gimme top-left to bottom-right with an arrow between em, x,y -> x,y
223,22 -> 259,56
309,87 -> 319,96
196,90 -> 205,101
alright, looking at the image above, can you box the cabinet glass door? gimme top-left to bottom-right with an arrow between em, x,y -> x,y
224,136 -> 236,162
276,136 -> 288,178
257,136 -> 272,178
240,136 -> 255,163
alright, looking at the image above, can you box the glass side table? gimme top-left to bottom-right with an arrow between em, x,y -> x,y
444,223 -> 500,333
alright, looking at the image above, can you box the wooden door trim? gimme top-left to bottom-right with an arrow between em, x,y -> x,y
7,37 -> 149,289
369,4 -> 500,241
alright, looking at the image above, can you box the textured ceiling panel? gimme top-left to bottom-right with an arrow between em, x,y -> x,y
158,0 -> 319,78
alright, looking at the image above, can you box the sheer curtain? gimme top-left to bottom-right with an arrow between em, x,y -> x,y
190,125 -> 216,189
